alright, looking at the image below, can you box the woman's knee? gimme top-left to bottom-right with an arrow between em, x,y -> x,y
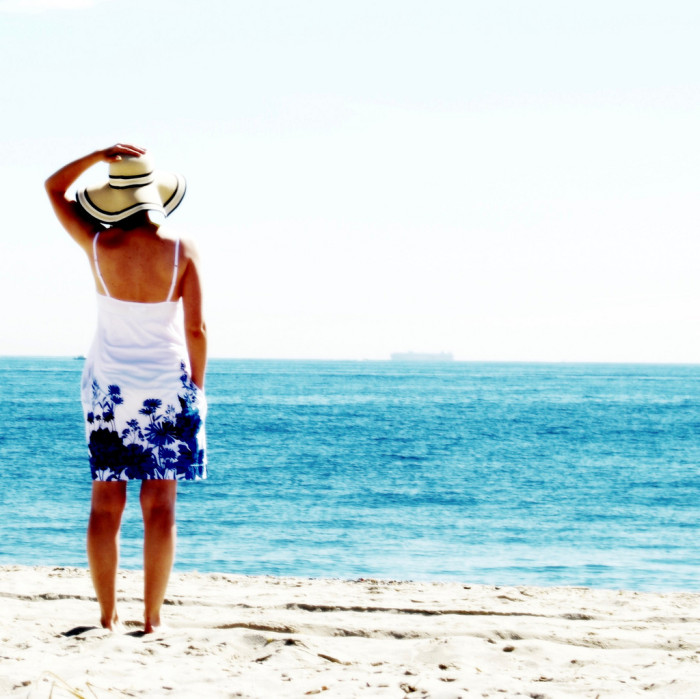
90,482 -> 127,517
140,481 -> 177,520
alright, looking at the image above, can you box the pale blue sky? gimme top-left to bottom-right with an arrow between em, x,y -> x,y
3,0 -> 700,361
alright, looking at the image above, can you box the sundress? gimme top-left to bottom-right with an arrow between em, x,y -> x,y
81,233 -> 207,481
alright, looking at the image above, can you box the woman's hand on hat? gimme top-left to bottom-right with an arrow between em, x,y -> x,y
102,143 -> 147,162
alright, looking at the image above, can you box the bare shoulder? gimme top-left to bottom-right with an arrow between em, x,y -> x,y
177,236 -> 203,265
177,236 -> 205,307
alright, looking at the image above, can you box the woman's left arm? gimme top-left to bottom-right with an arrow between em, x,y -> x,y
44,144 -> 145,249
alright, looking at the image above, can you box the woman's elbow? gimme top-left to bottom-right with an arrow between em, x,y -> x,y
186,322 -> 207,339
44,179 -> 67,205
44,180 -> 57,200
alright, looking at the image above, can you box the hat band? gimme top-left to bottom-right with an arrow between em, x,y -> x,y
108,171 -> 155,189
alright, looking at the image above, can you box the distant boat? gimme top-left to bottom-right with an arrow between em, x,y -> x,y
390,352 -> 454,362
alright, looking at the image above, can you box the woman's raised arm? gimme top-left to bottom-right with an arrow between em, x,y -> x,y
45,144 -> 146,248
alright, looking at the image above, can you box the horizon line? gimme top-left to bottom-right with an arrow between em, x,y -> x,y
3,353 -> 700,367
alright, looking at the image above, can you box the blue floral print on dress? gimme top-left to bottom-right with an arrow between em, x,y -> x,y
86,364 -> 206,481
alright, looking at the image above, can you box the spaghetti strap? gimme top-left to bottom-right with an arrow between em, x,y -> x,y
166,239 -> 180,302
92,233 -> 110,297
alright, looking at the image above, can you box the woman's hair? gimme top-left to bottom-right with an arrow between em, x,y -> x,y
117,211 -> 153,230
75,203 -> 159,231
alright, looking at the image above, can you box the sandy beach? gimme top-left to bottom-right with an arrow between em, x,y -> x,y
1,565 -> 699,698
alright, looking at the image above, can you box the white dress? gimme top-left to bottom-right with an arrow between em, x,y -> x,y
81,233 -> 207,481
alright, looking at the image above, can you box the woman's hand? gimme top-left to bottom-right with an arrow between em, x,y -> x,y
102,143 -> 147,162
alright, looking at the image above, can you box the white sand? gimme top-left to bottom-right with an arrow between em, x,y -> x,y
1,565 -> 699,698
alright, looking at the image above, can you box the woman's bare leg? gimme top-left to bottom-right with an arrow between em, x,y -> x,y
87,481 -> 127,630
140,480 -> 177,633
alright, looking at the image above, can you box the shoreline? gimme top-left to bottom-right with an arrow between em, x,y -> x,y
1,565 -> 699,697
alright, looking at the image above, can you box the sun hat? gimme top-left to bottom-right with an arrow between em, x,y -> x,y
77,154 -> 186,224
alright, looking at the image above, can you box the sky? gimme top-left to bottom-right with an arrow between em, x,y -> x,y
2,0 -> 700,362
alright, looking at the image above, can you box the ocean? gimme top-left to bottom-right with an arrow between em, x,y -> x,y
1,356 -> 699,591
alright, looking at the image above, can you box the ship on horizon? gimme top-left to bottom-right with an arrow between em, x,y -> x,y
390,352 -> 454,362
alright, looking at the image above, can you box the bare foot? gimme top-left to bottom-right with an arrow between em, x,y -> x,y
144,618 -> 168,634
101,614 -> 124,633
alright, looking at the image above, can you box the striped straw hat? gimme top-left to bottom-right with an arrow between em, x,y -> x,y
77,154 -> 186,224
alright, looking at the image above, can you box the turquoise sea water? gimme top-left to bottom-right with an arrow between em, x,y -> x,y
1,357 -> 699,591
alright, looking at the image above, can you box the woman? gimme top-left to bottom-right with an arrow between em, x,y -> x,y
45,144 -> 207,633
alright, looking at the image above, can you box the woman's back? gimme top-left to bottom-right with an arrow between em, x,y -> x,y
92,223 -> 183,304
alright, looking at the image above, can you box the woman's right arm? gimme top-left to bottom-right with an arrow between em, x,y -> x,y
180,240 -> 208,390
44,144 -> 145,249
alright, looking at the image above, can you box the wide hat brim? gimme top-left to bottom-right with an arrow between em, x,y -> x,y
77,170 -> 186,224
